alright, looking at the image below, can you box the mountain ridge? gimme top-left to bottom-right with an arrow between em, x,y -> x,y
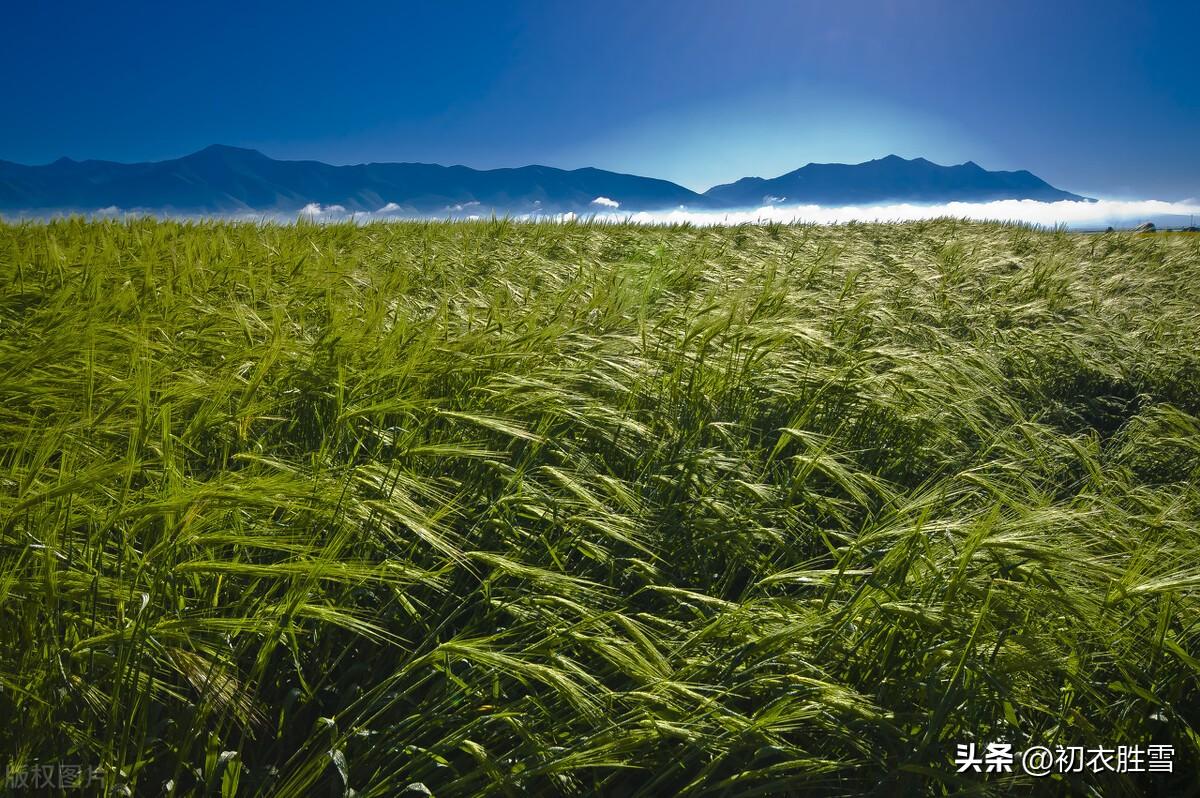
0,147 -> 1089,215
703,154 -> 1085,206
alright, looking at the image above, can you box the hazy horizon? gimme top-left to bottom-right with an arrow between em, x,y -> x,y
9,197 -> 1198,232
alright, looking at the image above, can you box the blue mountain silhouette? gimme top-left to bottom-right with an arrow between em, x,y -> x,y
704,154 -> 1086,206
0,147 -> 1087,214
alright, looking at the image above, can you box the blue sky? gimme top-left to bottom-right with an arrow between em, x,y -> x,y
3,0 -> 1197,199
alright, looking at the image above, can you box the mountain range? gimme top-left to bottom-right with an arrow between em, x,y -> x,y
0,146 -> 1088,215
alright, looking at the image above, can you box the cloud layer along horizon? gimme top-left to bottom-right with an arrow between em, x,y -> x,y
9,198 -> 1200,230
291,198 -> 1200,229
581,199 -> 1200,229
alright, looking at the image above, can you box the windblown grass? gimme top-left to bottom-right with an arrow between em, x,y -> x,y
1,217 -> 1198,796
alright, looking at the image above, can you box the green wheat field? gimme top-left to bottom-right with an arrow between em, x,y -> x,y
2,218 -> 1198,796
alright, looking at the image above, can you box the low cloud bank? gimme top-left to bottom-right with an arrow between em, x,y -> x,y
301,198 -> 1200,229
582,198 -> 1200,229
8,198 -> 1199,230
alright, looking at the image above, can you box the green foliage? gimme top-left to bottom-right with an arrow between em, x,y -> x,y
1,217 -> 1198,796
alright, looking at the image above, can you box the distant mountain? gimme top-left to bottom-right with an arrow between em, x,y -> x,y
0,147 -> 1088,215
0,145 -> 704,215
704,154 -> 1088,206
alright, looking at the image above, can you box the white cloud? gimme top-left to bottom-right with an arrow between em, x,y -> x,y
590,196 -> 620,208
10,197 -> 1198,231
557,198 -> 1200,229
445,201 -> 482,212
299,203 -> 348,217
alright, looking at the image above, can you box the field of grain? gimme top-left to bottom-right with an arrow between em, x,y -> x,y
1,218 -> 1198,796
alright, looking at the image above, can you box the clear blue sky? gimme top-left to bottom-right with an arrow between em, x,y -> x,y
3,0 -> 1197,199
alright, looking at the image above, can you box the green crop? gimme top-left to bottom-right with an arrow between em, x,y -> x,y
1,217 -> 1197,795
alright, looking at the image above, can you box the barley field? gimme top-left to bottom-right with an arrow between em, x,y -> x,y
1,218 -> 1198,796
